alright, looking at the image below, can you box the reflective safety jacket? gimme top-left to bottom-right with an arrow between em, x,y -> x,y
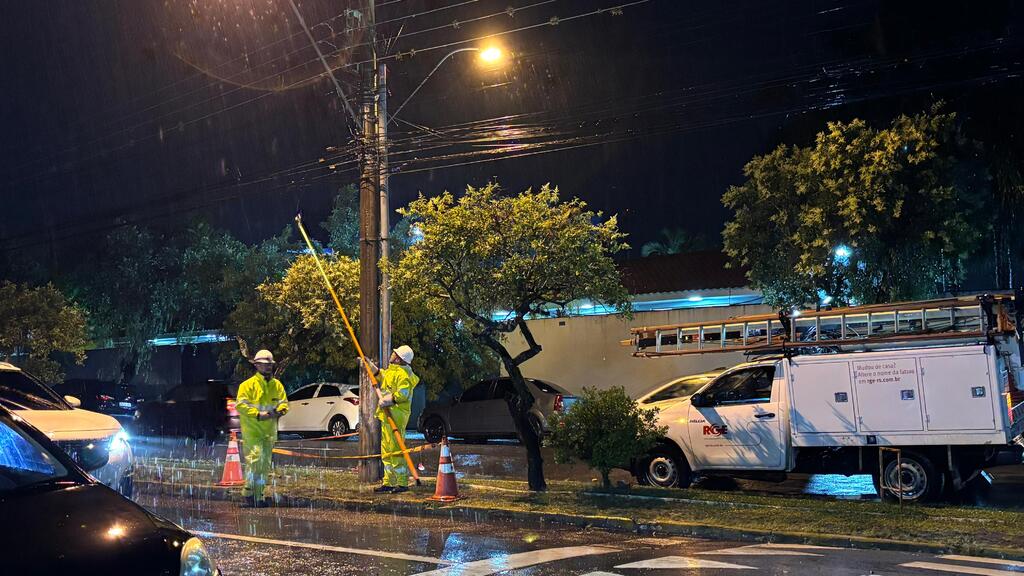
375,364 -> 419,423
236,373 -> 289,441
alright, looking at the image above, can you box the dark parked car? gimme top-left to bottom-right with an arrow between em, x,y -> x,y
418,377 -> 576,443
132,380 -> 239,438
53,379 -> 139,420
0,405 -> 219,575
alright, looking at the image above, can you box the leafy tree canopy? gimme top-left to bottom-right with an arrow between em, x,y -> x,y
723,106 -> 988,309
0,281 -> 88,382
394,182 -> 630,490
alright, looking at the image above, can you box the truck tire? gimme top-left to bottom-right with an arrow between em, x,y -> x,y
639,447 -> 692,489
875,450 -> 944,503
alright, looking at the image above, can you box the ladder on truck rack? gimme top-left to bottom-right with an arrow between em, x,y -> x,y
628,294 -> 1020,358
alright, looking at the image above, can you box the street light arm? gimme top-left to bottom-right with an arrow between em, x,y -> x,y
388,48 -> 479,127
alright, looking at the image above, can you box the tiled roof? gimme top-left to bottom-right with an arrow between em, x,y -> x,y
618,250 -> 750,295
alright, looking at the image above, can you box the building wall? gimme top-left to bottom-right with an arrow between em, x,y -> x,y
504,303 -> 774,399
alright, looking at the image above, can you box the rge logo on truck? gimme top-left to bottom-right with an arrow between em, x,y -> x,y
703,424 -> 728,436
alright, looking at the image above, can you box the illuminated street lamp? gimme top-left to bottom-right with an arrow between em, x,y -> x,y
378,46 -> 507,361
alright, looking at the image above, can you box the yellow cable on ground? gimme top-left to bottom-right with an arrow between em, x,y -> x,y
294,214 -> 422,484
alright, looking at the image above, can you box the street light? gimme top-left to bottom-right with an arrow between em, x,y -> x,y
377,46 -> 508,365
388,46 -> 506,124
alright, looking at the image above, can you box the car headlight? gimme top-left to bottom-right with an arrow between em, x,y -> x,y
109,430 -> 130,455
180,537 -> 217,576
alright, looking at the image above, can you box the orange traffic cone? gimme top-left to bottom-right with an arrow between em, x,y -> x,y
216,430 -> 245,487
428,436 -> 461,502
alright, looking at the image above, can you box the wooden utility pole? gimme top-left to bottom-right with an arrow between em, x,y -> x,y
357,0 -> 382,483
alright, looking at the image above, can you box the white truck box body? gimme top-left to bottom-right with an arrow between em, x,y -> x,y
787,344 -> 1014,448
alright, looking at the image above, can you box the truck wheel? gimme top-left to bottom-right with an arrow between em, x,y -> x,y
876,450 -> 944,503
640,447 -> 692,489
328,416 -> 350,438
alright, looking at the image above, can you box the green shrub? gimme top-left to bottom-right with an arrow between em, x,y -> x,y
548,386 -> 665,488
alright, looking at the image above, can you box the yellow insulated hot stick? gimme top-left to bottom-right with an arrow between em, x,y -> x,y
294,214 -> 422,486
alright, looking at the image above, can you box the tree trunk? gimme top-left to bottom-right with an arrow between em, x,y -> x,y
601,469 -> 611,489
481,336 -> 546,491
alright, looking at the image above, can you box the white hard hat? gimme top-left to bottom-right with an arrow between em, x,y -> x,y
253,349 -> 275,364
393,345 -> 414,364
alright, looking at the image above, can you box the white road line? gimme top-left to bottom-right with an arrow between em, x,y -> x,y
939,555 -> 1024,569
410,545 -> 619,576
616,556 -> 758,570
901,561 -> 1024,576
697,544 -> 821,557
580,573 -> 625,576
626,537 -> 696,547
197,531 -> 451,565
757,543 -> 842,550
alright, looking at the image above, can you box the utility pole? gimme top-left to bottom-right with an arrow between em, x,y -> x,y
357,0 -> 382,484
377,62 -> 391,368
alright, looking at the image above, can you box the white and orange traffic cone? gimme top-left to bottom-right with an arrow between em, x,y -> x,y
216,430 -> 245,487
428,436 -> 461,502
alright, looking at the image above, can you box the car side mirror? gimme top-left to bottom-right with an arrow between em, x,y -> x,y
690,393 -> 705,408
64,395 -> 81,408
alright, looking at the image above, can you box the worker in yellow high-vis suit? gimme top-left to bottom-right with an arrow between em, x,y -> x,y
234,349 -> 289,507
362,344 -> 420,493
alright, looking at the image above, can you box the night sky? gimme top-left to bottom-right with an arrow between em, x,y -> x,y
2,0 -> 1023,270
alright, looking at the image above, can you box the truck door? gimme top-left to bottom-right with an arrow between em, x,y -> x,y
687,365 -> 785,469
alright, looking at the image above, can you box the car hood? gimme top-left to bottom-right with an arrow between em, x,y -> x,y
2,483 -> 188,575
15,408 -> 122,441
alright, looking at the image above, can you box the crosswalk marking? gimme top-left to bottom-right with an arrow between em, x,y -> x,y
697,544 -> 822,557
615,556 -> 758,570
902,561 -> 1024,576
410,545 -> 619,576
939,555 -> 1024,570
625,537 -> 696,547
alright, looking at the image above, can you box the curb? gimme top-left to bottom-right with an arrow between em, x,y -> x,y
136,479 -> 1024,562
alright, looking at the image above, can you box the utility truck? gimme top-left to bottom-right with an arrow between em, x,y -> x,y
627,294 -> 1024,502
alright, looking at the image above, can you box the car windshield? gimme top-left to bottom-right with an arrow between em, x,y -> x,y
0,415 -> 71,491
0,372 -> 69,411
645,377 -> 711,403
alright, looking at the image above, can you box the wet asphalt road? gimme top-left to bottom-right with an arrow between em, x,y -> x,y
134,434 -> 1024,508
138,491 -> 1024,575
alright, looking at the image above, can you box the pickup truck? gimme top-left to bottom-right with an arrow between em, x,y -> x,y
633,339 -> 1024,502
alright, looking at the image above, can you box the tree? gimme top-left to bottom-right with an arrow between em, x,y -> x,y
548,387 -> 665,488
640,227 -> 709,257
322,185 -> 361,258
723,107 -> 987,309
0,281 -> 89,382
394,183 -> 630,491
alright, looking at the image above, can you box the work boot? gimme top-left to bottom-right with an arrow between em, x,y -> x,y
239,495 -> 258,508
373,485 -> 393,493
261,497 -> 275,508
390,486 -> 409,494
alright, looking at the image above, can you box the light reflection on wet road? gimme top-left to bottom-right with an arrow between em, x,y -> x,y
141,493 -> 1024,575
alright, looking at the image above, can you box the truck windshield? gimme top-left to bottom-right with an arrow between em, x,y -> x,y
646,377 -> 709,403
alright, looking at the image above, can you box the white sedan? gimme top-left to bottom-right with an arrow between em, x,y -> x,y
277,382 -> 360,438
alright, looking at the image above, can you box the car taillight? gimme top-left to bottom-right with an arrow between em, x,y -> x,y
554,394 -> 564,413
98,394 -> 114,402
343,397 -> 360,406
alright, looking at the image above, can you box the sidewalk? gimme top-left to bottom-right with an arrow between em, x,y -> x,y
136,457 -> 1024,561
